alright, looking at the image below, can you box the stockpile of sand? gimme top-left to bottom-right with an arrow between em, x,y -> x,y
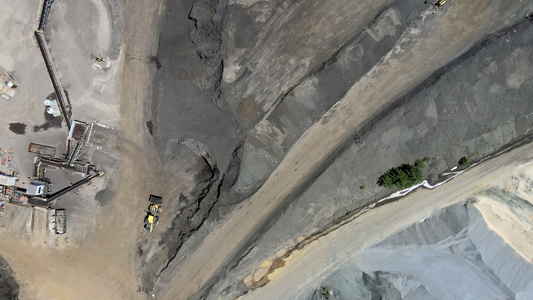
320,187 -> 533,299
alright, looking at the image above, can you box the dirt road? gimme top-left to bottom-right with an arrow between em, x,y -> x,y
243,132 -> 533,299
160,1 -> 533,299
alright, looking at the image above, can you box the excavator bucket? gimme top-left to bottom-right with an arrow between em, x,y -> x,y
149,204 -> 163,215
149,195 -> 163,205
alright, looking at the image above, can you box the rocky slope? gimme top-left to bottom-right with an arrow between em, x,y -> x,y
148,0 -> 533,297
205,9 -> 533,300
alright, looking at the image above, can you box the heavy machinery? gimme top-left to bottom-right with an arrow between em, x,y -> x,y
149,203 -> 163,215
144,195 -> 163,232
90,53 -> 104,63
431,0 -> 446,7
148,194 -> 163,216
144,214 -> 159,232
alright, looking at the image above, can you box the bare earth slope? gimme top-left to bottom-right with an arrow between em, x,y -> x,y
156,1 -> 533,299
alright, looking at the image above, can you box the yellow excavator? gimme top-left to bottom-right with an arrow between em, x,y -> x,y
432,0 -> 446,7
149,203 -> 163,215
143,195 -> 163,232
144,214 -> 159,232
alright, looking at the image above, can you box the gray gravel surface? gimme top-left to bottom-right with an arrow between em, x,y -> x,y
220,0 -> 396,123
227,0 -> 428,204
207,18 -> 533,299
149,0 -> 533,297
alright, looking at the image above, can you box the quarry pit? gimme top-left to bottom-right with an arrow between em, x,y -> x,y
0,0 -> 532,299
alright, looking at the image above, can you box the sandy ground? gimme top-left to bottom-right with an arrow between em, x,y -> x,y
244,129 -> 533,300
475,195 -> 533,263
158,1 -> 533,298
0,0 -> 164,299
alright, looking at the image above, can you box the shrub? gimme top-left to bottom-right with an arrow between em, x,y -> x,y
377,157 -> 430,189
459,156 -> 470,167
320,287 -> 330,300
360,185 -> 365,190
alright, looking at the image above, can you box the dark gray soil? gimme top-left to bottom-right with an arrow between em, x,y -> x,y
149,0 -> 533,297
8,123 -> 26,135
144,0 -> 241,292
95,189 -> 115,206
224,0 -> 429,205
0,255 -> 20,300
220,0 -> 396,124
32,109 -> 63,132
33,92 -> 63,132
206,17 -> 533,300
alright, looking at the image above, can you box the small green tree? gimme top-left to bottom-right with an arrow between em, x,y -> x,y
459,156 -> 470,167
360,185 -> 365,190
377,157 -> 430,189
320,287 -> 330,300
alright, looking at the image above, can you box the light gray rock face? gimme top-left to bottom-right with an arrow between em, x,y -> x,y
374,204 -> 470,247
469,189 -> 533,295
311,268 -> 402,300
317,200 -> 533,300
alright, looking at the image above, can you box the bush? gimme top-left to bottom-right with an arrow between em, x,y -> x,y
459,156 -> 470,167
320,287 -> 330,300
377,157 -> 430,189
360,185 -> 365,190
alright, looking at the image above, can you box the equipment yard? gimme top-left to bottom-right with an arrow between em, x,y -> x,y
0,0 -> 119,251
0,0 -> 533,299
